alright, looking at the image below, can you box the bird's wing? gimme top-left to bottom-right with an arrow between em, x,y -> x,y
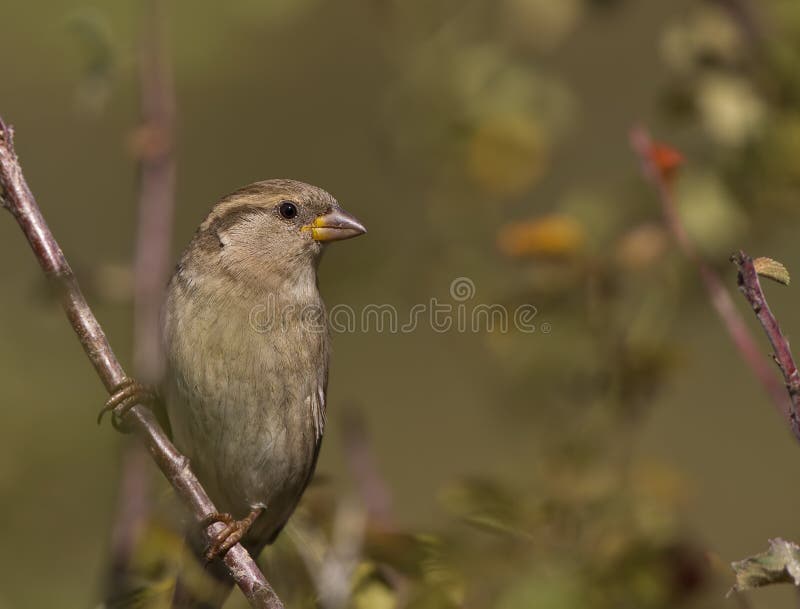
299,366 -> 328,497
310,379 -> 327,442
265,368 -> 328,546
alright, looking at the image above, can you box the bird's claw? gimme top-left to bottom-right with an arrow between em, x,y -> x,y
97,377 -> 157,432
201,508 -> 263,562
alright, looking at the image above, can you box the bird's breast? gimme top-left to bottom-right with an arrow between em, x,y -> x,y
162,277 -> 329,532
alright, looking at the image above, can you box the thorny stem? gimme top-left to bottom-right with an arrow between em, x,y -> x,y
733,251 -> 800,441
0,117 -> 284,609
630,126 -> 796,439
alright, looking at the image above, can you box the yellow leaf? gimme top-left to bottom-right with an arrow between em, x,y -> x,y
497,214 -> 584,258
753,257 -> 791,286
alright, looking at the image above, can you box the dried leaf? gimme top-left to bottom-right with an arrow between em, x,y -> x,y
753,257 -> 791,286
731,538 -> 800,591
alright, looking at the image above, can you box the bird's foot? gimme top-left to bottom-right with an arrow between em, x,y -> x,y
201,508 -> 264,562
97,377 -> 157,432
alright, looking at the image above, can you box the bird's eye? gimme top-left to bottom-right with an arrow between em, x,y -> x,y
278,201 -> 298,220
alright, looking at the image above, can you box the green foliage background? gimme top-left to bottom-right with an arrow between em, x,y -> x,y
2,1 -> 800,607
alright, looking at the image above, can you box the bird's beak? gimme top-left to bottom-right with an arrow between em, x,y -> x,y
308,208 -> 367,242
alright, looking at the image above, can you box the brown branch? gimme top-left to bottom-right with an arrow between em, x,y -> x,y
733,252 -> 800,440
106,0 -> 177,591
0,118 -> 284,609
107,439 -> 152,594
629,126 -> 795,434
133,0 -> 175,382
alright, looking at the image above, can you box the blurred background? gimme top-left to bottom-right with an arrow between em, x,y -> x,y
3,0 -> 800,607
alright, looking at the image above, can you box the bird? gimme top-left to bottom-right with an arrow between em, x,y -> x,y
103,179 -> 365,607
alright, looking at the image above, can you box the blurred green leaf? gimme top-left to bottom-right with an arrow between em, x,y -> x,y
676,171 -> 747,258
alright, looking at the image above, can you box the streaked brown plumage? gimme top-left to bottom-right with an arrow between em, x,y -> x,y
163,179 -> 365,607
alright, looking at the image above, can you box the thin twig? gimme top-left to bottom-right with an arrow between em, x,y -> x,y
0,118 -> 283,609
340,409 -> 410,606
133,0 -> 175,382
629,127 -> 794,432
106,0 -> 177,591
341,408 -> 395,530
733,251 -> 800,440
107,439 -> 153,594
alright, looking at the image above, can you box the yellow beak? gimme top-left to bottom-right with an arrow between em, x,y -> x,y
309,208 -> 367,242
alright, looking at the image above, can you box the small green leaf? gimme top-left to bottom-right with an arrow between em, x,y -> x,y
753,257 -> 791,286
731,538 -> 800,591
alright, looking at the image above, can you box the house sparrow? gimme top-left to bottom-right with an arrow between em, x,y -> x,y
106,179 -> 365,607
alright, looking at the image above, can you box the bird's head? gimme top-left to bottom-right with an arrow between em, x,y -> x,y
189,179 -> 366,289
